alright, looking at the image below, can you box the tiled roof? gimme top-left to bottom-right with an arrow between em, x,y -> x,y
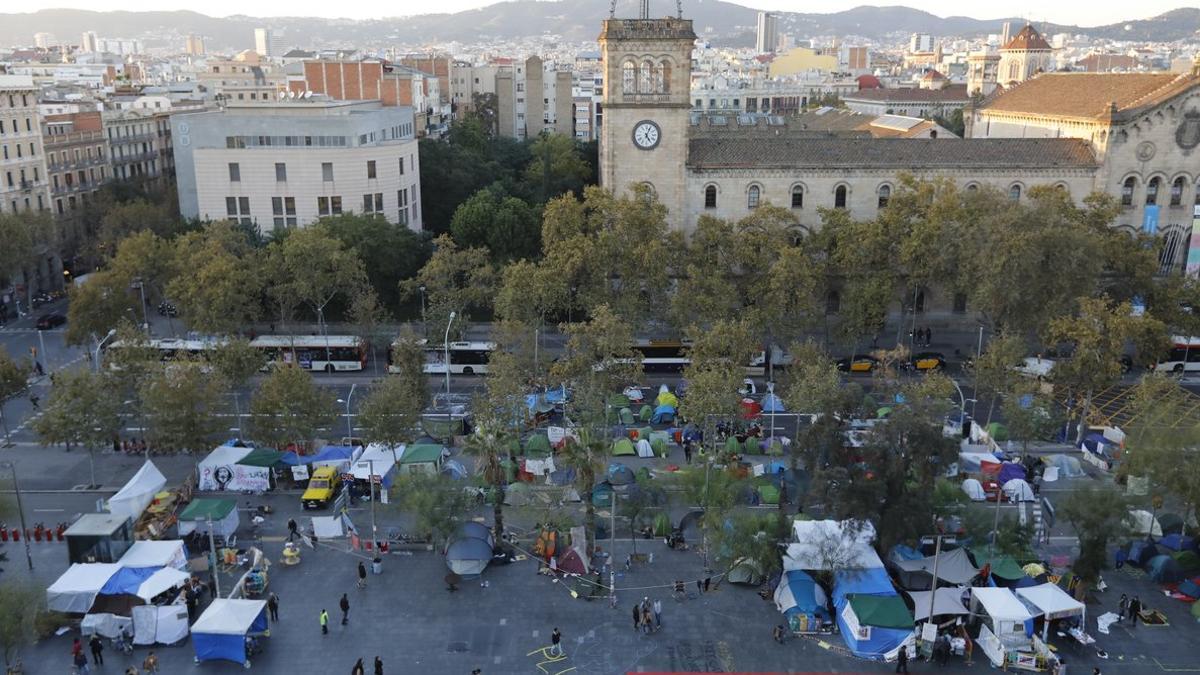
980,72 -> 1197,120
687,137 -> 1097,170
1002,24 -> 1052,51
843,84 -> 969,104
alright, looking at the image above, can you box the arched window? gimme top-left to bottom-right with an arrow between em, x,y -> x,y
1122,176 -> 1136,207
1146,177 -> 1160,205
1170,177 -> 1185,207
747,185 -> 761,209
834,184 -> 847,209
636,182 -> 656,203
877,184 -> 891,209
790,185 -> 804,209
1009,184 -> 1021,201
659,59 -> 672,93
639,61 -> 654,94
622,60 -> 636,94
704,184 -> 717,209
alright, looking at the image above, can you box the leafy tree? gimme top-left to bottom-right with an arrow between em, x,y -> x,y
449,184 -> 541,262
401,233 -> 496,341
494,259 -> 568,327
210,339 -> 267,389
139,362 -> 228,453
524,132 -> 592,202
346,285 -> 392,373
322,213 -> 431,310
0,347 -> 29,441
462,425 -> 513,542
1122,374 -> 1200,536
551,304 -> 642,425
32,369 -> 121,487
709,511 -> 790,584
266,223 -> 367,327
465,94 -> 499,138
1060,486 -> 1129,593
0,582 -> 43,668
680,318 -> 758,452
781,341 -> 861,473
168,222 -> 263,334
0,211 -> 59,306
616,482 -> 665,556
358,376 -> 426,452
96,199 -> 181,256
64,271 -> 139,346
106,230 -> 177,315
391,474 -> 475,548
248,365 -> 336,449
971,333 -> 1027,426
1000,384 -> 1063,457
681,463 -> 747,568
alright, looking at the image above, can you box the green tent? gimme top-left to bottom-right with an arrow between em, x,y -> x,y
637,426 -> 653,441
1173,550 -> 1200,573
724,436 -> 742,455
638,404 -> 653,422
653,513 -> 672,536
399,444 -> 443,474
765,439 -> 784,456
237,448 -> 285,467
178,497 -> 237,522
987,422 -> 1009,442
619,408 -> 635,425
877,406 -> 893,418
743,438 -> 759,455
525,434 -> 552,457
504,482 -> 533,506
974,551 -> 1025,580
612,438 -> 636,456
728,558 -> 765,585
651,438 -> 667,457
649,430 -> 671,445
847,594 -> 914,629
757,483 -> 780,505
608,394 -> 631,408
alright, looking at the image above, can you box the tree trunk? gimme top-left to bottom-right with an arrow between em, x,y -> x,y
1074,389 -> 1093,445
88,444 -> 97,488
492,484 -> 505,542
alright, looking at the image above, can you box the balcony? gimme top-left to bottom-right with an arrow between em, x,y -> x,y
52,180 -> 99,195
114,150 -> 158,163
47,156 -> 109,172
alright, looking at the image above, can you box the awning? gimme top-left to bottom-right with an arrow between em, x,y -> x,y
119,540 -> 187,570
1015,583 -> 1084,620
47,563 -> 122,613
906,588 -> 969,617
895,548 -> 978,586
236,448 -> 285,467
847,594 -> 914,629
970,587 -> 1033,622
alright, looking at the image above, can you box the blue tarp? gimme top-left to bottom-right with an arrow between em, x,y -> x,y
833,567 -> 896,609
998,463 -> 1026,484
543,386 -> 569,404
836,603 -> 912,661
309,445 -> 356,465
762,393 -> 785,413
1159,534 -> 1196,552
833,566 -> 910,661
889,545 -> 924,562
650,404 -> 676,424
441,459 -> 468,480
277,451 -> 301,466
1129,540 -> 1159,568
193,607 -> 267,665
99,566 -> 159,596
1080,433 -> 1117,457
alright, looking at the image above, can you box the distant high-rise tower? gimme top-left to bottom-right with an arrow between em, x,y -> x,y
33,32 -> 56,49
185,34 -> 205,56
1001,22 -> 1012,46
254,27 -> 276,57
755,12 -> 778,54
80,31 -> 98,52
909,33 -> 933,53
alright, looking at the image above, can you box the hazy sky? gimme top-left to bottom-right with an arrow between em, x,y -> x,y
20,0 -> 1183,27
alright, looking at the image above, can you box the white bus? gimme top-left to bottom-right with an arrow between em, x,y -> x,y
107,337 -> 224,365
628,339 -> 767,375
250,335 -> 367,372
387,340 -> 495,375
1153,336 -> 1200,374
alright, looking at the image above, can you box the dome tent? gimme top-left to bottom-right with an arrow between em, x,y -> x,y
612,438 -> 636,456
525,434 -> 552,457
445,537 -> 493,577
728,558 -> 765,585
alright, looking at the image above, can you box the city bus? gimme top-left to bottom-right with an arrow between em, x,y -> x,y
1152,336 -> 1200,374
626,339 -> 767,375
106,337 -> 223,365
389,340 -> 495,375
250,335 -> 367,372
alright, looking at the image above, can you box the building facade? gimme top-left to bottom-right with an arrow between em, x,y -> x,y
288,59 -> 446,135
0,75 -> 50,217
172,99 -> 422,232
755,12 -> 777,55
42,111 -> 109,218
103,109 -> 161,184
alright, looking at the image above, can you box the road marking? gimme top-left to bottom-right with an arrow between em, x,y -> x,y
493,656 -> 502,664
499,618 -> 507,625
34,509 -> 65,512
1154,659 -> 1200,672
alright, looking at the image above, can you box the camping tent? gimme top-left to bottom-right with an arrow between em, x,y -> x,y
655,387 -> 678,408
177,498 -> 239,538
906,588 -> 969,617
784,520 -> 882,572
728,557 -> 765,586
398,443 -> 445,475
47,563 -> 122,613
762,393 -> 785,413
1044,454 -> 1084,478
612,438 -> 636,456
107,461 -> 166,523
350,444 -> 401,486
1178,578 -> 1200,599
524,434 -> 552,457
306,445 -> 357,472
998,463 -> 1026,484
972,551 -> 1026,581
650,404 -> 676,424
1147,554 -> 1185,583
441,459 -> 468,480
893,548 -> 978,590
198,446 -> 260,491
961,478 -> 986,501
503,482 -> 533,506
1127,540 -> 1160,568
1159,534 -> 1197,553
191,598 -> 269,666
740,398 -> 763,419
969,587 -> 1033,636
607,463 -> 636,486
1016,583 -> 1085,640
1157,512 -> 1196,536
1127,510 -> 1164,538
99,566 -> 189,604
958,451 -> 1000,474
833,569 -> 912,661
636,438 -> 654,458
557,548 -> 589,575
774,569 -> 829,621
455,522 -> 495,549
1002,479 -> 1036,502
445,537 -> 493,576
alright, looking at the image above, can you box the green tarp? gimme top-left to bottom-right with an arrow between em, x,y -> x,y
987,422 -> 1009,442
743,438 -> 759,455
608,394 -> 631,408
757,484 -> 780,505
848,594 -> 913,629
178,498 -> 237,521
401,444 -> 442,464
613,438 -> 636,456
974,551 -> 1025,580
524,434 -> 552,457
237,449 -> 285,467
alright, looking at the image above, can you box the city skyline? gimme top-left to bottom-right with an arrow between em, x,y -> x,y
9,0 -> 1190,28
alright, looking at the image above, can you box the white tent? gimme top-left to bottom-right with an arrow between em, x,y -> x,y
1016,583 -> 1086,640
131,603 -> 190,646
119,540 -> 187,570
107,461 -> 166,523
197,445 -> 256,491
895,548 -> 978,586
350,444 -> 401,482
1126,510 -> 1163,538
134,568 -> 191,602
970,587 -> 1033,632
907,588 -> 969,618
636,438 -> 654,458
785,519 -> 883,571
961,478 -> 986,501
1002,478 -> 1036,502
958,452 -> 999,473
46,563 -> 122,613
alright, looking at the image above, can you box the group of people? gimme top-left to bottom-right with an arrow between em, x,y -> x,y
1118,594 -> 1143,625
633,596 -> 664,634
70,637 -> 157,674
348,656 -> 385,674
911,327 -> 935,347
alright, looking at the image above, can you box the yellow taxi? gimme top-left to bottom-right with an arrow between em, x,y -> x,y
301,466 -> 342,509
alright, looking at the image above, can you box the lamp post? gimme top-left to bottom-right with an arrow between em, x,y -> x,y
93,328 -> 117,372
418,286 -> 427,330
444,311 -> 456,424
0,461 -> 34,570
337,383 -> 357,443
971,325 -> 984,419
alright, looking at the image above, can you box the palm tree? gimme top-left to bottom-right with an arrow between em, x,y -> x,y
558,429 -> 607,554
463,423 -> 514,542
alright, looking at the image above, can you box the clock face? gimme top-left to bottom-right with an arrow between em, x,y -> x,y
632,121 -> 660,150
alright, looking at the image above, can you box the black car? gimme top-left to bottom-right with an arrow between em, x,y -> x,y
35,313 -> 66,330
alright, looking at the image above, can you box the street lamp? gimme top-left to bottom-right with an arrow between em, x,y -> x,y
336,383 -> 357,443
0,461 -> 34,571
444,311 -> 456,423
94,328 -> 117,372
418,286 -> 427,329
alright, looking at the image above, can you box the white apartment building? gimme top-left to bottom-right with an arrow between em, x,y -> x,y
173,99 -> 422,232
103,109 -> 161,183
0,75 -> 51,216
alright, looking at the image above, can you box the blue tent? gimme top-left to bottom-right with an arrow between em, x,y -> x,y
1148,554 -> 1184,583
762,393 -> 785,413
650,404 -> 676,424
1129,540 -> 1160,568
774,569 -> 829,620
592,481 -> 614,507
309,445 -> 356,465
277,451 -> 301,466
441,459 -> 468,480
543,385 -> 569,405
832,568 -> 912,661
888,545 -> 924,563
192,599 -> 269,666
1159,534 -> 1197,552
607,463 -> 636,486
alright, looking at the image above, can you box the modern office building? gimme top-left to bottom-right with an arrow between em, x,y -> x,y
172,99 -> 422,232
755,12 -> 777,54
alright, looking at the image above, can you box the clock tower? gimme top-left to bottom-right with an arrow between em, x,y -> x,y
598,6 -> 695,228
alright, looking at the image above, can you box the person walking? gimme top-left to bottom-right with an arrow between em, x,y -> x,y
71,637 -> 83,658
1118,594 -> 1129,622
357,561 -> 368,589
267,592 -> 280,621
641,606 -> 653,635
632,604 -> 640,630
351,658 -> 365,675
142,651 -> 159,673
926,327 -> 934,346
1128,596 -> 1141,626
652,598 -> 663,630
340,593 -> 351,624
683,439 -> 692,464
374,656 -> 384,675
287,518 -> 299,542
88,634 -> 104,665
549,627 -> 563,657
899,644 -> 913,673
320,608 -> 329,634
73,650 -> 90,674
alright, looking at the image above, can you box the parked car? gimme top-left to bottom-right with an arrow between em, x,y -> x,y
836,354 -> 879,373
35,313 -> 66,330
911,352 -> 946,372
157,301 -> 178,317
301,466 -> 342,509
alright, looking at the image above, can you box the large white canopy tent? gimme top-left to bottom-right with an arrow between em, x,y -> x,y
906,588 -> 969,618
107,461 -> 166,523
46,563 -> 123,613
1016,583 -> 1086,640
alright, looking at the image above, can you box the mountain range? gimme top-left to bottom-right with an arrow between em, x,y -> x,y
0,1 -> 1196,52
